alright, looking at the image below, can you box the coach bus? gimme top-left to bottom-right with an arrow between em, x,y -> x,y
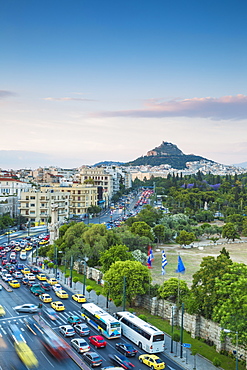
115,311 -> 164,353
81,303 -> 121,339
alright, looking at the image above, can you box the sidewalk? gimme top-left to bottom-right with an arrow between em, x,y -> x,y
41,265 -> 220,370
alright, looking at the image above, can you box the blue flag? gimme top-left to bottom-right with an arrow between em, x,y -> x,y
161,251 -> 168,275
147,254 -> 152,268
176,255 -> 185,273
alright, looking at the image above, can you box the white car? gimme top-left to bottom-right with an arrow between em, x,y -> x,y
71,338 -> 90,353
26,273 -> 36,281
59,325 -> 75,337
13,271 -> 23,279
0,269 -> 8,277
52,283 -> 62,292
2,274 -> 13,282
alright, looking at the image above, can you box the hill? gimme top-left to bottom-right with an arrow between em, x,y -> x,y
126,141 -> 213,169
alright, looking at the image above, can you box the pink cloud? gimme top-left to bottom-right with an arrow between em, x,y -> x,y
44,97 -> 96,102
96,94 -> 247,120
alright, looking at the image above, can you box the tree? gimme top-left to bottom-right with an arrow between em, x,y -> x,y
131,249 -> 147,264
103,260 -> 151,305
176,230 -> 195,246
188,252 -> 232,319
130,221 -> 154,241
222,222 -> 240,241
153,224 -> 165,244
99,245 -> 134,273
158,278 -> 189,302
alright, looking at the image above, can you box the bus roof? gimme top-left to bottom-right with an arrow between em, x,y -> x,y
117,311 -> 163,335
82,303 -> 119,324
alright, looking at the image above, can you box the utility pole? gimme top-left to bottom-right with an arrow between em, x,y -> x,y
122,276 -> 127,311
70,255 -> 73,288
180,303 -> 184,358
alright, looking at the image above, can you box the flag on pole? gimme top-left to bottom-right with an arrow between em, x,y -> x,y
147,246 -> 154,268
161,251 -> 168,275
176,255 -> 185,273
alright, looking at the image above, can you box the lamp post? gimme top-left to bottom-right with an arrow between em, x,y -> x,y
122,276 -> 127,311
223,329 -> 239,370
82,257 -> 89,296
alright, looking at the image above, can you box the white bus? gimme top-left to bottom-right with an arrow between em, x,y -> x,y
81,303 -> 121,339
115,311 -> 164,353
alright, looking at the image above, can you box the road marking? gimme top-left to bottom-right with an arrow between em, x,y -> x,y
41,350 -> 55,367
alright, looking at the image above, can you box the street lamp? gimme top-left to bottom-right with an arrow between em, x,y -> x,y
83,257 -> 89,296
223,329 -> 239,370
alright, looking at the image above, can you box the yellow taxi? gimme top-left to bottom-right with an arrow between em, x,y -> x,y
9,279 -> 20,288
47,277 -> 58,285
14,341 -> 39,368
40,240 -> 49,245
21,267 -> 30,274
72,294 -> 87,303
36,273 -> 47,281
139,354 -> 165,370
39,293 -> 52,303
0,305 -> 6,317
25,245 -> 33,251
55,290 -> 69,299
14,246 -> 21,252
51,301 -> 65,311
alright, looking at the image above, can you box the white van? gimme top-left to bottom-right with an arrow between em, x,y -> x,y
20,251 -> 27,260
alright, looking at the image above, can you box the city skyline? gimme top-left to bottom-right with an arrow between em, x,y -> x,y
1,0 -> 247,169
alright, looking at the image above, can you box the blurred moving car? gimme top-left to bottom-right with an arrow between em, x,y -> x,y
138,354 -> 165,370
74,323 -> 90,336
0,304 -> 6,316
72,293 -> 87,303
108,354 -> 135,369
83,351 -> 103,367
115,343 -> 138,357
40,327 -> 69,360
14,341 -> 39,369
14,304 -> 39,313
71,338 -> 90,353
42,306 -> 58,321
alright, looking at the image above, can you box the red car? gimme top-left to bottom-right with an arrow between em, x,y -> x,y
89,335 -> 106,349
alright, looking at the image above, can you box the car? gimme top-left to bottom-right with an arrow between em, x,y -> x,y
71,338 -> 90,353
138,354 -> 165,370
39,240 -> 49,245
30,266 -> 40,274
89,335 -> 107,348
9,279 -> 20,288
16,263 -> 25,270
59,325 -> 75,337
2,258 -> 7,265
9,258 -> 17,264
47,277 -> 58,285
52,283 -> 62,291
21,277 -> 29,285
109,354 -> 135,369
39,293 -> 52,303
83,351 -> 103,367
14,341 -> 39,368
13,246 -> 21,252
26,273 -> 36,281
42,306 -> 58,321
21,267 -> 30,274
37,273 -> 47,281
40,281 -> 51,291
13,271 -> 23,279
67,315 -> 82,325
0,284 -> 2,290
55,290 -> 69,299
0,268 -> 8,277
8,323 -> 26,343
8,265 -> 16,274
72,293 -> 87,303
0,304 -> 6,316
25,245 -> 33,251
74,323 -> 90,336
115,343 -> 138,357
51,301 -> 65,311
14,303 -> 39,313
30,284 -> 45,295
27,280 -> 36,288
2,273 -> 13,282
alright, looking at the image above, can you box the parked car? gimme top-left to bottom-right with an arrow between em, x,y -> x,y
115,343 -> 138,357
71,338 -> 90,353
59,325 -> 75,337
83,351 -> 103,367
88,335 -> 106,348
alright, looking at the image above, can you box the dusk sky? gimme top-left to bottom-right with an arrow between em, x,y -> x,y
1,0 -> 247,169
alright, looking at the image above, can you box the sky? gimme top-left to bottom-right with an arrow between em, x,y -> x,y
1,0 -> 247,169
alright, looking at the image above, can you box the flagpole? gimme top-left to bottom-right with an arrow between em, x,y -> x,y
177,252 -> 180,311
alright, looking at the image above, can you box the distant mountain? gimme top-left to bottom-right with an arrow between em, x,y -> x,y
233,161 -> 247,169
93,161 -> 124,167
126,141 -> 214,169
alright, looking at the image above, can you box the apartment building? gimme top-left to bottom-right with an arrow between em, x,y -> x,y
19,188 -> 70,225
43,183 -> 98,218
0,177 -> 31,197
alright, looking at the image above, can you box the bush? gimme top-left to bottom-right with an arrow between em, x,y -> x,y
172,333 -> 180,342
138,314 -> 147,322
212,357 -> 221,367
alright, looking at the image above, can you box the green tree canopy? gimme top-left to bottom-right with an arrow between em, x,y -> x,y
175,230 -> 195,246
130,221 -> 154,241
222,222 -> 240,241
99,244 -> 134,273
158,277 -> 189,303
103,260 -> 151,305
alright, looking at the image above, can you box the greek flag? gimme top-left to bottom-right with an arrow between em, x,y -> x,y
161,251 -> 168,275
176,255 -> 186,274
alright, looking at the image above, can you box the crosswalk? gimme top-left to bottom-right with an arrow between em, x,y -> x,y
0,309 -> 82,337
